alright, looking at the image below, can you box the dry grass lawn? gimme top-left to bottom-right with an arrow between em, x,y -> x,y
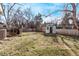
0,32 -> 79,56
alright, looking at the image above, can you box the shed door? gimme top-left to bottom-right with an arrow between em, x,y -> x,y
50,27 -> 52,33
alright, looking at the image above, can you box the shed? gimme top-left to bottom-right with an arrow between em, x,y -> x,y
45,23 -> 56,34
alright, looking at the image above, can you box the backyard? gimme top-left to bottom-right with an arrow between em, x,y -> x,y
0,32 -> 79,56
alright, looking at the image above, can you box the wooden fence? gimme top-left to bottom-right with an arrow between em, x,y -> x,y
56,29 -> 79,36
0,29 -> 7,39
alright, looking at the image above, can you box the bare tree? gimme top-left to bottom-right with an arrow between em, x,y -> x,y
61,3 -> 78,29
34,13 -> 43,31
71,3 -> 78,29
24,8 -> 34,21
11,8 -> 25,29
23,7 -> 34,28
0,3 -> 16,26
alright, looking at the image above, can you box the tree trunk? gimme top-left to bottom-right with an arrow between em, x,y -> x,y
71,3 -> 78,29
